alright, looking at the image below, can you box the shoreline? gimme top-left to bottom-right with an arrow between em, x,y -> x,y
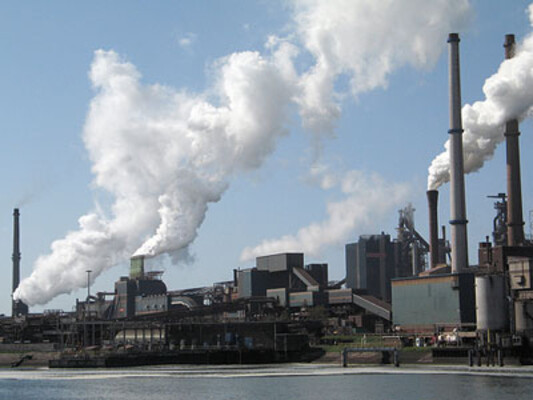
2,363 -> 533,380
0,348 -> 529,373
1,347 -> 533,381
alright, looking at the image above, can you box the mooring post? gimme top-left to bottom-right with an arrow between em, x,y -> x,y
498,349 -> 504,367
342,348 -> 347,367
393,349 -> 400,367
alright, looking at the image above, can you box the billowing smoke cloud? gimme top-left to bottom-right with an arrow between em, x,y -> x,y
15,47 -> 295,306
240,0 -> 471,258
428,4 -> 533,189
241,168 -> 410,261
15,0 -> 472,306
292,0 -> 472,134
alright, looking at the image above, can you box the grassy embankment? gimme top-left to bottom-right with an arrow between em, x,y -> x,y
312,334 -> 432,364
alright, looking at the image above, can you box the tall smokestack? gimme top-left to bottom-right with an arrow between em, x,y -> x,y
12,208 -> 28,317
427,190 -> 440,269
12,209 -> 20,298
12,209 -> 21,316
504,34 -> 525,246
448,33 -> 469,273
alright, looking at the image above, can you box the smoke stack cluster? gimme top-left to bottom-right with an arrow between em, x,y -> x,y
447,33 -> 469,274
503,34 -> 526,246
426,190 -> 440,269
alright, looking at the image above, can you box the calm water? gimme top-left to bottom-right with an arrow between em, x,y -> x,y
1,365 -> 533,400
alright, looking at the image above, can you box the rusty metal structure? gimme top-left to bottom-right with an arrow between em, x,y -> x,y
427,190 -> 440,269
488,193 -> 508,246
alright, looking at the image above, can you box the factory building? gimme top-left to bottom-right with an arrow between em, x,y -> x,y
230,253 -> 391,331
510,258 -> 533,332
235,253 -> 327,308
392,273 -> 475,330
81,256 -> 204,320
67,250 -> 392,336
391,34 -> 476,333
345,234 -> 397,303
345,204 -> 449,304
390,34 -> 533,353
392,206 -> 533,336
468,35 -> 533,344
113,256 -> 169,318
475,242 -> 533,332
483,35 -> 533,340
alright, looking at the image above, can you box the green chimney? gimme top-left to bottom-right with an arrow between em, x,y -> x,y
130,255 -> 145,279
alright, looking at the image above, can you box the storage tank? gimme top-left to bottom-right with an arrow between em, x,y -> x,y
475,274 -> 508,331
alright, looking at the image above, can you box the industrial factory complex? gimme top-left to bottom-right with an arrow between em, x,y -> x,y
2,33 -> 533,367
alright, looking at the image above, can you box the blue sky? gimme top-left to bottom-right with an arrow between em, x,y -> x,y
1,0 -> 533,314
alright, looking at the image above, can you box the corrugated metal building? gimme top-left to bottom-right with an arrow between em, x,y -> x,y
135,294 -> 170,315
289,291 -> 323,308
391,273 -> 476,329
236,268 -> 271,298
236,254 -> 328,307
257,253 -> 303,272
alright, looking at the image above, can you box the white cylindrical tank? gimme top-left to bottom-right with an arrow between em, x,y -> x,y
475,274 -> 508,331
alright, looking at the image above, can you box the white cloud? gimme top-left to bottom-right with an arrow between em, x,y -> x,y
240,169 -> 410,261
178,32 -> 197,49
291,0 -> 472,134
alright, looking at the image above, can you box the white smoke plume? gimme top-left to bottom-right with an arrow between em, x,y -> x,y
15,47 -> 295,306
240,169 -> 410,261
292,0 -> 472,134
15,0 -> 472,305
240,0 -> 471,258
428,4 -> 533,190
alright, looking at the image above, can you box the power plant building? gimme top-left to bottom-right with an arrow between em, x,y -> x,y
391,33 -> 475,331
345,234 -> 397,303
235,253 -> 328,307
345,228 -> 431,303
